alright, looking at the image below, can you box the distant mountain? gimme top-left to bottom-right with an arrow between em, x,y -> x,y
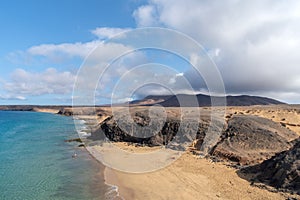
130,94 -> 285,107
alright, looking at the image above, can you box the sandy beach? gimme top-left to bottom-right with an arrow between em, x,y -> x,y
32,107 -> 61,114
102,143 -> 291,200
95,105 -> 300,200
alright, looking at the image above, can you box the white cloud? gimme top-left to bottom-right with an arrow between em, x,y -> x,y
0,94 -> 26,101
4,31 -> 148,103
133,5 -> 159,27
75,48 -> 149,105
10,27 -> 135,64
3,68 -> 76,96
91,27 -> 132,39
27,40 -> 101,59
4,4 -> 300,104
27,27 -> 136,61
133,0 -> 300,102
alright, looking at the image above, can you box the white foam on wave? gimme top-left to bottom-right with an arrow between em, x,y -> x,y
73,118 -> 91,138
104,180 -> 124,200
79,131 -> 91,137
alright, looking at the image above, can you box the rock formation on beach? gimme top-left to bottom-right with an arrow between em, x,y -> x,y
239,138 -> 300,195
89,108 -> 205,149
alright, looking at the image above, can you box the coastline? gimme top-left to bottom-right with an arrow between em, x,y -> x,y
4,105 -> 300,199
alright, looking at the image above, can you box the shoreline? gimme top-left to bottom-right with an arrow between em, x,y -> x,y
71,114 -> 129,200
104,167 -> 134,200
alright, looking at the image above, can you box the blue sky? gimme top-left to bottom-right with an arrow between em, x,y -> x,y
1,0 -> 300,105
0,0 -> 138,51
0,0 -> 142,104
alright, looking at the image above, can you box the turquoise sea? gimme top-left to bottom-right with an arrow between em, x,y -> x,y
0,111 -> 112,200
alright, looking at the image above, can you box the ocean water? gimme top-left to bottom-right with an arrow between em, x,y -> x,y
0,111 -> 111,200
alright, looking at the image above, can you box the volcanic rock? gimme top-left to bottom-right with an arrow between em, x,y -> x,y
239,138 -> 300,195
211,115 -> 299,165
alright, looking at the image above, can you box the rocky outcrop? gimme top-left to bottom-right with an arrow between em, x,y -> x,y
57,107 -> 111,117
90,116 -> 196,147
58,108 -> 73,116
64,138 -> 83,143
211,115 -> 299,165
89,110 -> 298,166
89,109 -> 226,152
239,138 -> 300,195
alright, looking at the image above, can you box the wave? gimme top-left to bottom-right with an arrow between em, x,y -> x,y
73,118 -> 91,138
104,176 -> 124,200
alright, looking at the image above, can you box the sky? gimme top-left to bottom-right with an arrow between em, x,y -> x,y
0,0 -> 300,105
